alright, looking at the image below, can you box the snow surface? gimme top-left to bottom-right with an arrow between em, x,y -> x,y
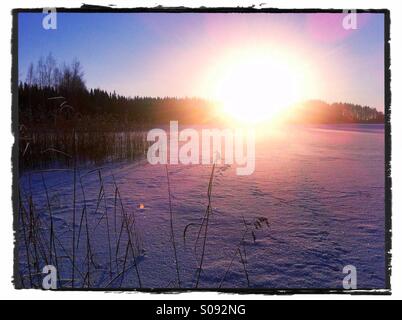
18,124 -> 386,289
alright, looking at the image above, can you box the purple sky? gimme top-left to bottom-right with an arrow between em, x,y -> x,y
19,12 -> 385,110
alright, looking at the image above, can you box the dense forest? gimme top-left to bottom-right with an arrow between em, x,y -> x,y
18,54 -> 384,131
18,54 -> 218,131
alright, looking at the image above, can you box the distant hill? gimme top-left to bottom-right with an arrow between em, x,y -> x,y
283,100 -> 384,124
18,55 -> 384,129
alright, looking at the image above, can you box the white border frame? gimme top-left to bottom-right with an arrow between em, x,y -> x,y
1,0 -> 400,300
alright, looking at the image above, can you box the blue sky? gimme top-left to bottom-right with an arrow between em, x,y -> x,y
18,12 -> 385,110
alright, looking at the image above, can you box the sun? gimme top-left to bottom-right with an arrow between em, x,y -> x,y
211,49 -> 308,124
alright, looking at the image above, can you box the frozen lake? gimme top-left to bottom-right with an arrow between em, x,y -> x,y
18,124 -> 386,289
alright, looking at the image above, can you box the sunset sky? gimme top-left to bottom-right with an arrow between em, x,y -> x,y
19,12 -> 385,111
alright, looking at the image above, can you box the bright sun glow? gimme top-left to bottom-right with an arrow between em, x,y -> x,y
210,49 -> 311,123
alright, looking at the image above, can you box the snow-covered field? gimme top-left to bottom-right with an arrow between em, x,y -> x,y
17,124 -> 385,289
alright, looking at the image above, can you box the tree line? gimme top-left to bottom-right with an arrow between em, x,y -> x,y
18,54 -> 384,131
